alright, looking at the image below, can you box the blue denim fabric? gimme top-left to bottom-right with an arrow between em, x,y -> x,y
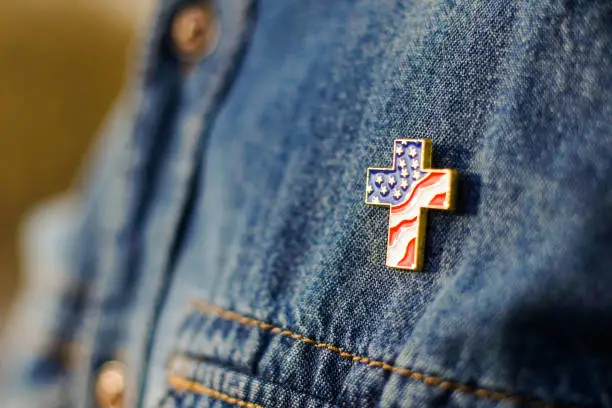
4,0 -> 612,407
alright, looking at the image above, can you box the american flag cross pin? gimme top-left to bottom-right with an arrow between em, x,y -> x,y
365,139 -> 457,271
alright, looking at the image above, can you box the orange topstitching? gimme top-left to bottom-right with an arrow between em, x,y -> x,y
186,300 -> 568,408
168,375 -> 263,408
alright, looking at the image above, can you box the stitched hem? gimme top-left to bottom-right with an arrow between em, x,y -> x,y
169,375 -> 263,408
191,300 -> 570,408
167,354 -> 341,408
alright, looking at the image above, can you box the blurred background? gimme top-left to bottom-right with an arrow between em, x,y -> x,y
0,0 -> 152,321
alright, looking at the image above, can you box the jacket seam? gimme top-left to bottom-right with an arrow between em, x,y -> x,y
168,351 -> 344,408
168,375 -> 263,408
191,300 -> 573,408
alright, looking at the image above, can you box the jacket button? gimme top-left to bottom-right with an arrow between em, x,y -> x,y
171,1 -> 219,63
95,361 -> 125,408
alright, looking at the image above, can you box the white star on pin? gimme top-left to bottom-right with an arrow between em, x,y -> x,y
400,179 -> 409,190
375,175 -> 384,185
371,196 -> 380,204
366,184 -> 373,195
393,189 -> 402,199
412,170 -> 422,180
400,168 -> 409,178
408,146 -> 418,157
398,158 -> 407,168
401,140 -> 409,146
380,186 -> 389,195
395,145 -> 404,156
388,176 -> 396,186
411,159 -> 420,169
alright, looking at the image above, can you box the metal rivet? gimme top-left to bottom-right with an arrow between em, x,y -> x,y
95,361 -> 125,408
171,2 -> 219,63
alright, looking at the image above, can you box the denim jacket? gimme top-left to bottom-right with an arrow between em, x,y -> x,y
4,0 -> 612,407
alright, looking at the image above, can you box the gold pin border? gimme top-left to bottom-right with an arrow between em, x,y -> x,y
365,139 -> 457,271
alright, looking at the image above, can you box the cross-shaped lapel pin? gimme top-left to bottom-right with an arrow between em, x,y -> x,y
365,139 -> 457,270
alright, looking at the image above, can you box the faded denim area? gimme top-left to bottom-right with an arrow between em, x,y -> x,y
10,0 -> 612,407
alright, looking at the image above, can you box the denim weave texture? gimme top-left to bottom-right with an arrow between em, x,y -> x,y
5,0 -> 612,407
